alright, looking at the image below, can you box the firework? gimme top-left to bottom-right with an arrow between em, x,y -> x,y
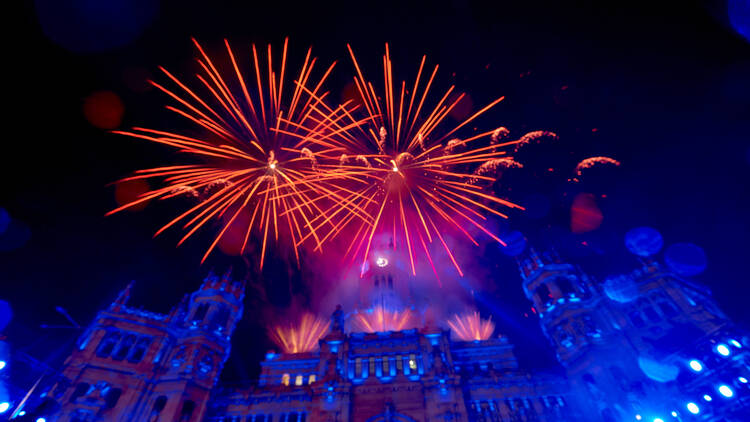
447,312 -> 495,341
107,38 -> 348,267
269,313 -> 330,354
350,307 -> 420,333
292,44 -> 524,277
572,156 -> 621,181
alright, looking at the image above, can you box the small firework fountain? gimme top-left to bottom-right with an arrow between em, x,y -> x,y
269,313 -> 330,354
447,312 -> 495,341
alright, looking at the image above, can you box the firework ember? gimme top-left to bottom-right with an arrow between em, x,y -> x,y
292,44 -> 524,277
107,38 -> 347,267
447,312 -> 495,341
269,313 -> 330,354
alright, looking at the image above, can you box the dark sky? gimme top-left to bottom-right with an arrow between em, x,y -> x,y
3,0 -> 749,382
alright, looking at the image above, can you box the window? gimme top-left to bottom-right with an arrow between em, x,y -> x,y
128,337 -> 151,363
152,396 -> 167,414
212,306 -> 231,331
535,284 -> 552,304
295,375 -> 303,386
70,382 -> 90,402
96,331 -> 120,358
409,354 -> 417,370
382,357 -> 389,375
658,301 -> 679,317
104,388 -> 122,409
355,358 -> 362,377
112,334 -> 136,361
281,373 -> 290,386
396,355 -> 403,372
192,303 -> 209,323
179,400 -> 195,421
368,357 -> 375,377
643,306 -> 660,322
557,278 -> 575,296
629,311 -> 645,328
308,374 -> 316,384
199,355 -> 214,374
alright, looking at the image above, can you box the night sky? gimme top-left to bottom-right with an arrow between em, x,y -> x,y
4,0 -> 749,383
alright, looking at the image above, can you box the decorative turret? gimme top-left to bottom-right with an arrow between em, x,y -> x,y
109,281 -> 134,312
185,269 -> 245,337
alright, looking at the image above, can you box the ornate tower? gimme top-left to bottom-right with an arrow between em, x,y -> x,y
40,271 -> 244,422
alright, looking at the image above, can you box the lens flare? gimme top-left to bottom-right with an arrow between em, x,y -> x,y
447,312 -> 495,341
269,313 -> 330,354
289,44 -> 523,277
108,38 -> 349,268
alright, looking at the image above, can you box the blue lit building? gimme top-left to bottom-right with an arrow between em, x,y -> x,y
12,245 -> 750,421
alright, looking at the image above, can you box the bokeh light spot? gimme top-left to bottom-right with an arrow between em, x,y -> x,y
84,91 -> 124,129
665,242 -> 707,276
624,226 -> 663,257
570,193 -> 602,233
34,0 -> 160,53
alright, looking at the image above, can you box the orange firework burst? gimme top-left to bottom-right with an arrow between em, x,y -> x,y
293,44 -> 524,277
107,38 -> 346,267
447,312 -> 495,341
572,156 -> 621,182
269,313 -> 330,354
350,307 -> 420,333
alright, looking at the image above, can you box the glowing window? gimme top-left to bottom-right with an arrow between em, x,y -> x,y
355,358 -> 362,377
281,373 -> 290,386
382,357 -> 389,374
308,374 -> 316,384
396,355 -> 403,372
295,375 -> 303,386
409,354 -> 417,370
368,358 -> 376,377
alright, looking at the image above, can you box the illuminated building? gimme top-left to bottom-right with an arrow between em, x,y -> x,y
15,245 -> 750,421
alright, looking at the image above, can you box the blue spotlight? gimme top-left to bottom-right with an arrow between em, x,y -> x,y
688,359 -> 703,372
729,339 -> 742,348
718,385 -> 734,398
37,418 -> 47,422
0,402 -> 9,413
671,411 -> 677,417
716,344 -> 730,356
686,402 -> 699,414
0,360 -> 5,370
635,415 -> 642,420
703,394 -> 713,401
739,376 -> 748,383
653,418 -> 664,422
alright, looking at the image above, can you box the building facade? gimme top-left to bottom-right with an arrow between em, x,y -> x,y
18,248 -> 750,421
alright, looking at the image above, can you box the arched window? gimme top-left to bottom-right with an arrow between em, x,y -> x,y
128,337 -> 152,363
408,354 -> 418,370
535,284 -> 552,304
295,374 -> 304,386
180,400 -> 196,421
308,374 -> 316,384
281,373 -> 290,386
112,334 -> 136,361
211,306 -> 231,331
96,331 -> 120,358
557,278 -> 575,296
192,303 -> 209,323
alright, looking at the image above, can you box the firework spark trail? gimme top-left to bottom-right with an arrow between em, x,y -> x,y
291,44 -> 525,277
269,313 -> 331,354
350,306 -> 420,333
447,312 -> 495,341
469,158 -> 523,185
107,38 -> 351,268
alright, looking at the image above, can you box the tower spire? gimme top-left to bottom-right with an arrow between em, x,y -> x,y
110,281 -> 134,311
